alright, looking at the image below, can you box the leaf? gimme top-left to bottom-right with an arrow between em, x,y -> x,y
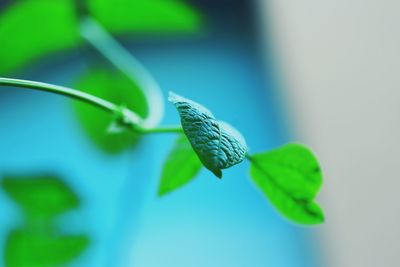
5,229 -> 89,267
0,0 -> 201,74
87,0 -> 202,35
2,175 -> 89,266
74,67 -> 149,154
249,144 -> 324,225
158,134 -> 202,196
169,92 -> 247,178
1,176 -> 79,218
0,0 -> 80,74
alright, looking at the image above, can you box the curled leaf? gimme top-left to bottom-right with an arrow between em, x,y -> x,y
249,144 -> 324,225
169,92 -> 247,178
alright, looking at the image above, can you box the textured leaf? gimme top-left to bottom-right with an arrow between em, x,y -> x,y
5,229 -> 89,267
0,0 -> 201,74
159,135 -> 202,196
74,67 -> 148,154
249,144 -> 324,225
169,92 -> 247,178
1,176 -> 79,218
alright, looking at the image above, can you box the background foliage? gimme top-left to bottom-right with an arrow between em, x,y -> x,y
0,0 -> 201,266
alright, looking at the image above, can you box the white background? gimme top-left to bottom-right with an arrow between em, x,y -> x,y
260,0 -> 400,266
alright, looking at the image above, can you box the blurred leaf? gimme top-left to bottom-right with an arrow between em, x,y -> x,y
159,135 -> 202,196
169,92 -> 247,178
2,175 -> 89,266
88,0 -> 202,35
5,229 -> 89,267
1,176 -> 79,218
0,0 -> 201,74
74,67 -> 148,154
249,144 -> 324,225
0,0 -> 81,74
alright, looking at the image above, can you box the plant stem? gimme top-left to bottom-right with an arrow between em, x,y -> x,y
79,16 -> 165,129
0,77 -> 182,134
0,77 -> 117,113
245,154 -> 254,161
139,125 -> 183,134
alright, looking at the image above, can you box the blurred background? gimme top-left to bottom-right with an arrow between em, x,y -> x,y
0,0 -> 399,267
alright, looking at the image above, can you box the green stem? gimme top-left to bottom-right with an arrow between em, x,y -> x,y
245,154 -> 253,161
139,125 -> 183,134
79,16 -> 165,129
0,77 -> 117,113
0,77 -> 182,134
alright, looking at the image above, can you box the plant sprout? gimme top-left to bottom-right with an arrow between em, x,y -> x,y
0,6 -> 324,267
0,76 -> 324,225
0,1 -> 327,266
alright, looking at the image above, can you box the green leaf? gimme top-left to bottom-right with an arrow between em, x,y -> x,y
2,175 -> 89,266
87,0 -> 202,35
74,67 -> 149,154
0,0 -> 80,74
158,134 -> 202,196
1,176 -> 79,218
249,144 -> 324,225
0,0 -> 201,74
5,229 -> 89,267
169,92 -> 247,178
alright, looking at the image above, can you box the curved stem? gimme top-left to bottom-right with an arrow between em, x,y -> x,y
0,77 -> 117,113
0,77 -> 182,134
79,16 -> 165,129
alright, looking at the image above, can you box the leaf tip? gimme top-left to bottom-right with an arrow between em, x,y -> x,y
211,169 -> 223,179
168,91 -> 180,104
157,187 -> 169,197
300,202 -> 325,225
314,207 -> 325,224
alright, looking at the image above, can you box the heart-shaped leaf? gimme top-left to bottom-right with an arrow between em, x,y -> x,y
1,176 -> 79,218
169,92 -> 247,178
249,144 -> 324,225
5,229 -> 89,267
159,134 -> 202,196
74,66 -> 149,154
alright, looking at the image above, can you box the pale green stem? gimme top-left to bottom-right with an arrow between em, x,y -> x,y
0,78 -> 117,113
79,16 -> 165,129
0,77 -> 182,134
140,125 -> 183,134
